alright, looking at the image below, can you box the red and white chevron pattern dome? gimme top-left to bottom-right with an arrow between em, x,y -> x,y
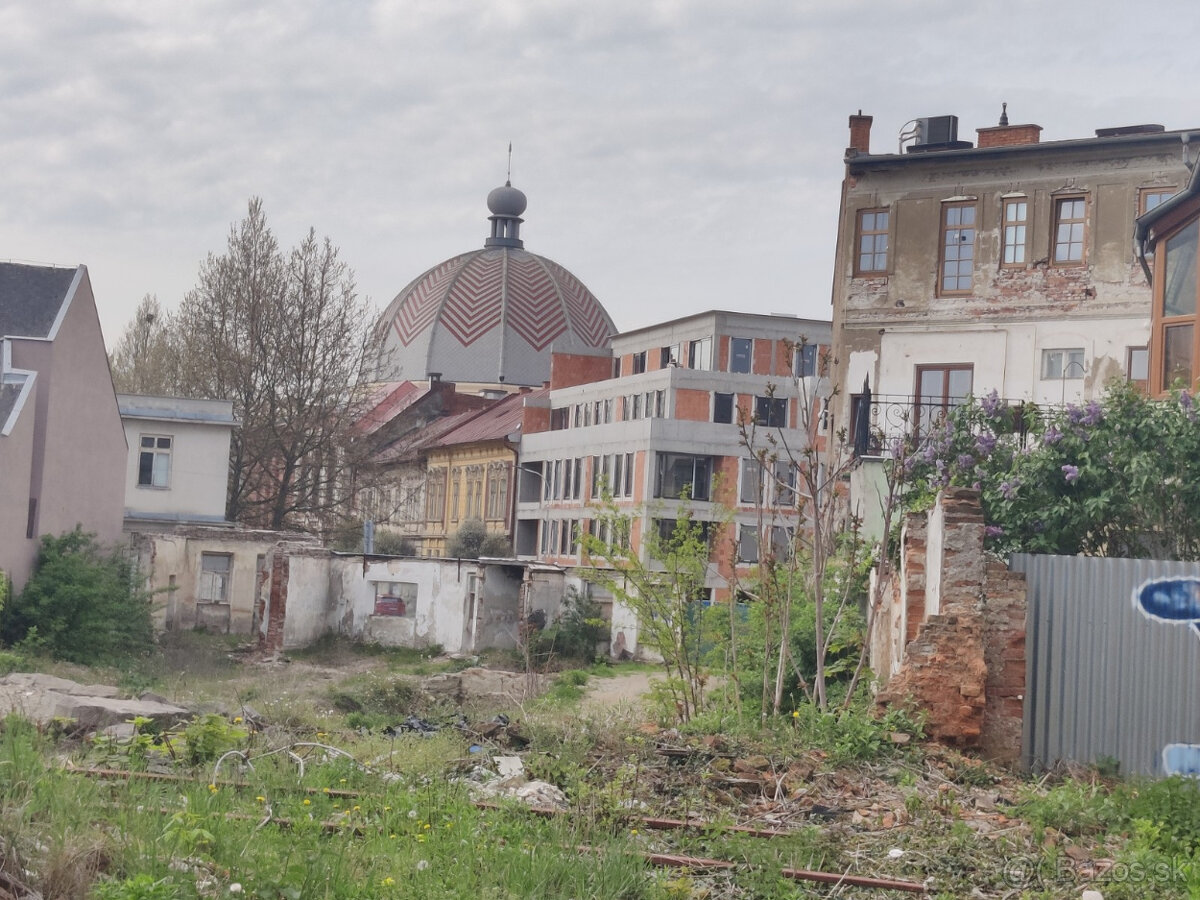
374,187 -> 616,386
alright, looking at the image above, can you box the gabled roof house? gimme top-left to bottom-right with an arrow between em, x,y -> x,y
0,263 -> 126,589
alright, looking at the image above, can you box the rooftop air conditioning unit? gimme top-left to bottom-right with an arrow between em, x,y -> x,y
915,115 -> 959,146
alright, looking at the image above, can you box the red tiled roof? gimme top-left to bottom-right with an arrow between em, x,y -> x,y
433,387 -> 548,447
357,381 -> 428,436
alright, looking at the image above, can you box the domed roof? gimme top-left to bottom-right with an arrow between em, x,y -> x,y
375,184 -> 616,386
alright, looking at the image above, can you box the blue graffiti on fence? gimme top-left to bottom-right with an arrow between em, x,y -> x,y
1133,576 -> 1200,640
1163,744 -> 1200,777
1136,577 -> 1200,776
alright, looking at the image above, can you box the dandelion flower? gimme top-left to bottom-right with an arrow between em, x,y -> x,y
416,860 -> 429,872
233,716 -> 243,724
303,799 -> 311,806
381,876 -> 395,887
256,796 -> 266,803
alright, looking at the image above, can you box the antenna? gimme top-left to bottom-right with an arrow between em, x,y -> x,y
506,143 -> 513,185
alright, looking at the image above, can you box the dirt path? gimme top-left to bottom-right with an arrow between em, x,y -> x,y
580,670 -> 661,711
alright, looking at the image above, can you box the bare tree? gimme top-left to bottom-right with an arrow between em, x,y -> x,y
109,294 -> 181,395
122,198 -> 382,534
733,342 -> 876,714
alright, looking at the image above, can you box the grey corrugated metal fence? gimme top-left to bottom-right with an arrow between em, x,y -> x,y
1011,554 -> 1200,776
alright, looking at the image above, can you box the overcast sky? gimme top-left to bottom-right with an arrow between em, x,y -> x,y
0,0 -> 1192,348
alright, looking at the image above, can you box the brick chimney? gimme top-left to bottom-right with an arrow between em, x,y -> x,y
848,111 -> 873,155
976,105 -> 1041,148
976,123 -> 1043,148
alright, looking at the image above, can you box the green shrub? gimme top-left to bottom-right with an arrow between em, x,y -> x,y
373,531 -> 416,556
479,533 -> 512,557
530,588 -> 608,666
0,649 -> 25,675
182,714 -> 248,765
446,518 -> 487,558
0,527 -> 154,666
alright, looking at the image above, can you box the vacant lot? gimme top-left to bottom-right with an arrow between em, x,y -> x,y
0,634 -> 1195,899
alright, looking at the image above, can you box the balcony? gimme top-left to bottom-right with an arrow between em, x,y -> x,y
850,393 -> 1042,458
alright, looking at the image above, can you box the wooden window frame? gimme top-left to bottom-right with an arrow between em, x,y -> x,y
1140,187 -> 1177,215
854,208 -> 889,276
914,363 -> 973,434
1000,197 -> 1028,268
1149,216 -> 1200,395
1052,195 -> 1088,266
938,200 -> 977,296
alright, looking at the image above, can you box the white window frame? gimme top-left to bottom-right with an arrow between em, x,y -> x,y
138,434 -> 173,488
1041,348 -> 1086,380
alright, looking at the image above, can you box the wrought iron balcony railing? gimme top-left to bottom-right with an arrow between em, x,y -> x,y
850,393 -> 1043,458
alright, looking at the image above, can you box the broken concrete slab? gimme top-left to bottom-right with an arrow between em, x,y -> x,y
0,673 -> 190,731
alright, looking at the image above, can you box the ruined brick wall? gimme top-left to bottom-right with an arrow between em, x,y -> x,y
875,489 -> 1026,762
981,562 -> 1027,764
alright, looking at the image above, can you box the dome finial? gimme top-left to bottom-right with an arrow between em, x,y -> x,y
999,102 -> 1009,127
486,150 -> 527,248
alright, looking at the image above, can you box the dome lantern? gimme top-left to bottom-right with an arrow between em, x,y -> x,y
485,181 -> 527,248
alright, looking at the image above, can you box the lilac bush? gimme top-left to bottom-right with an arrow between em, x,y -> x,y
902,380 -> 1200,559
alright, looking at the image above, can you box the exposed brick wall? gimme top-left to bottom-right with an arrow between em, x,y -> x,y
261,550 -> 290,655
981,562 -> 1027,764
674,388 -> 711,422
976,124 -> 1042,148
550,351 -> 613,389
848,113 -> 873,155
752,338 -> 774,376
874,489 -> 1026,762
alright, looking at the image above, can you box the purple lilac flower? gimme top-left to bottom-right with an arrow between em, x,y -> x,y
956,453 -> 975,470
1066,403 -> 1084,425
999,479 -> 1019,500
1043,424 -> 1063,446
1062,464 -> 1080,484
975,432 -> 997,456
980,389 -> 1002,419
1182,391 -> 1197,423
972,481 -> 981,490
1081,401 -> 1103,427
984,525 -> 1004,538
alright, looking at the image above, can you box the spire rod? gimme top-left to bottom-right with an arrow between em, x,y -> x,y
506,142 -> 512,185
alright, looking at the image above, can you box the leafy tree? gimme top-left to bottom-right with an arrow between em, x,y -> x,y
905,380 -> 1200,559
580,493 -> 722,722
0,527 -> 154,666
446,518 -> 488,557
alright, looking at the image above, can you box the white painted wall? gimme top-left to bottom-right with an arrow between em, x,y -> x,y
329,556 -> 477,653
875,319 -> 1146,406
118,397 -> 234,523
